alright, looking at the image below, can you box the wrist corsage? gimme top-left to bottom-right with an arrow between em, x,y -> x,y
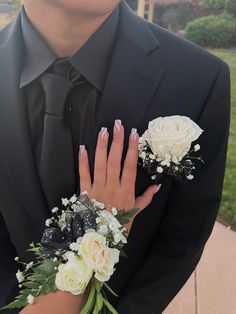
1,192 -> 138,314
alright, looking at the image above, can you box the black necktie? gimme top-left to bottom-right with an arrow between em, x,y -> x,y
38,61 -> 77,209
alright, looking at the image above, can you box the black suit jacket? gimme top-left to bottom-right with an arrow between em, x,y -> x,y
0,1 -> 230,313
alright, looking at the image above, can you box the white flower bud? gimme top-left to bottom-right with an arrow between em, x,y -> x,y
96,217 -> 101,224
157,167 -> 163,173
16,270 -> 24,283
194,144 -> 200,151
26,262 -> 34,271
27,294 -> 35,304
139,152 -> 146,159
111,207 -> 118,216
187,174 -> 194,180
45,219 -> 52,227
70,195 -> 77,203
62,198 -> 69,206
52,207 -> 59,213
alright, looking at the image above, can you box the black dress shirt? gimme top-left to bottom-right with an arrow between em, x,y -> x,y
20,5 -> 120,189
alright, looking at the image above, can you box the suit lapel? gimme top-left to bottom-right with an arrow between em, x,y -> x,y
96,1 -> 164,134
0,14 -> 49,231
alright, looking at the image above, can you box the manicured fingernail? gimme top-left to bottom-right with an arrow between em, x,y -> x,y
131,128 -> 138,140
154,184 -> 161,194
101,127 -> 108,139
114,119 -> 122,133
79,145 -> 86,155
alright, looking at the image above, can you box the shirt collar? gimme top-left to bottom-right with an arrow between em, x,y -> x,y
20,5 -> 120,92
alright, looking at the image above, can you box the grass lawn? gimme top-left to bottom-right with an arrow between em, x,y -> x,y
210,49 -> 236,229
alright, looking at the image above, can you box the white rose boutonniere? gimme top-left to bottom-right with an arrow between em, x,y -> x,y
139,115 -> 204,182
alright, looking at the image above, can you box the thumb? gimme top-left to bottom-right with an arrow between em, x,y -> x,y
135,184 -> 161,211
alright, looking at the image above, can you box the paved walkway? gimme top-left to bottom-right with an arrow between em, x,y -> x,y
164,222 -> 236,314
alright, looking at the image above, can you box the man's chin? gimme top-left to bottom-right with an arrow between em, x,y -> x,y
41,0 -> 121,16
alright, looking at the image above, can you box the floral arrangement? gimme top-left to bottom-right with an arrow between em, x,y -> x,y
138,115 -> 204,182
1,115 -> 205,314
1,192 -> 138,314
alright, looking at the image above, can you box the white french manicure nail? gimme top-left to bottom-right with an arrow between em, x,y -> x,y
101,127 -> 107,139
131,128 -> 137,140
80,145 -> 85,155
114,119 -> 122,133
154,184 -> 161,194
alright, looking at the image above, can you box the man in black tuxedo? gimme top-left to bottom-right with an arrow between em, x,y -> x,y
0,0 -> 230,313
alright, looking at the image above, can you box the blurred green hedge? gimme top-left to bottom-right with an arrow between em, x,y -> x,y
185,14 -> 236,47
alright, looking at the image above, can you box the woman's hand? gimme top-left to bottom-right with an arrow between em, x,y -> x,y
78,119 -> 161,232
20,120 -> 160,314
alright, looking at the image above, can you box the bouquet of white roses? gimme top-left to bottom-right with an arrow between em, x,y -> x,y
1,192 -> 139,314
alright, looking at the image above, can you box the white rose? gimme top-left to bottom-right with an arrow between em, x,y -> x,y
141,116 -> 203,161
80,232 -> 120,282
55,257 -> 92,295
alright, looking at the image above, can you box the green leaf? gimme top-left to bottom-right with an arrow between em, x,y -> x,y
80,283 -> 96,314
115,208 -> 139,225
22,281 -> 40,289
0,293 -> 27,310
40,275 -> 57,294
28,273 -> 46,282
103,298 -> 119,314
119,248 -> 127,258
103,283 -> 119,297
35,260 -> 57,277
20,289 -> 33,296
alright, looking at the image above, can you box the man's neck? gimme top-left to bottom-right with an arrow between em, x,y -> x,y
23,2 -> 115,57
